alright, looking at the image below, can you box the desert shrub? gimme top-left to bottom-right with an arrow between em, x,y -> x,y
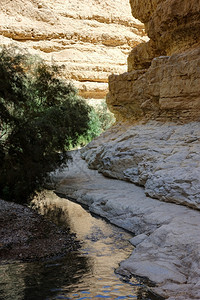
0,46 -> 92,203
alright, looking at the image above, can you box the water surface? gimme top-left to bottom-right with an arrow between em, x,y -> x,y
0,192 -> 162,300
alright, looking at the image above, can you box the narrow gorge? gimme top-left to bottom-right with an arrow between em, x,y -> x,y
51,0 -> 200,299
0,0 -> 200,299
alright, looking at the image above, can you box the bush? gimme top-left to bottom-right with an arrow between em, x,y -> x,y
0,46 -> 92,203
94,99 -> 115,131
73,100 -> 115,148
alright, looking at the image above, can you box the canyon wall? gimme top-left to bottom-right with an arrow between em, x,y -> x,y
77,3 -> 200,297
82,0 -> 200,210
0,0 -> 147,99
107,0 -> 200,122
1,1 -> 199,298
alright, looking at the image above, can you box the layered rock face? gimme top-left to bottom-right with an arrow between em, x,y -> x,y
0,0 -> 147,99
107,0 -> 200,122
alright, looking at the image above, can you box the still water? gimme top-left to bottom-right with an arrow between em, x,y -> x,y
0,192 -> 162,300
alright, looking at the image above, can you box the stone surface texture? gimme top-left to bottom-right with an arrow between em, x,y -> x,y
107,0 -> 200,122
81,122 -> 200,210
51,150 -> 200,300
0,0 -> 147,99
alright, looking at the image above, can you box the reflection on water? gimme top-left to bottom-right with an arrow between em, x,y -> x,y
0,191 -> 163,300
0,253 -> 89,300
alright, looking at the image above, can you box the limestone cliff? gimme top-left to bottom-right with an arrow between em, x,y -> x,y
0,0 -> 147,99
107,0 -> 200,122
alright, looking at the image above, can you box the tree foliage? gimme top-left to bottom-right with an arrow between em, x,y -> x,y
94,100 -> 115,132
0,46 -> 92,203
74,100 -> 115,148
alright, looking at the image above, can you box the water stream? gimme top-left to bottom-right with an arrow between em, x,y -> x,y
0,192 -> 162,300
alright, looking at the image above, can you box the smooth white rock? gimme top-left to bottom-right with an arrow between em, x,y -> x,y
130,233 -> 148,246
51,149 -> 200,299
81,121 -> 200,210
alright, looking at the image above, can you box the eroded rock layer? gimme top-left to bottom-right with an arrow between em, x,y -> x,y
0,0 -> 147,98
107,0 -> 200,122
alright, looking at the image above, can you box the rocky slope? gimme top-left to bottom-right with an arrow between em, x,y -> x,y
0,0 -> 147,99
82,122 -> 200,210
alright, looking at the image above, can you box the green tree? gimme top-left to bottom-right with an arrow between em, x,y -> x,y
0,46 -> 92,203
94,99 -> 115,131
74,100 -> 115,148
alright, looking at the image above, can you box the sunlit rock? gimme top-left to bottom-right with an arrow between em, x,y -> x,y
107,0 -> 200,122
0,0 -> 147,99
